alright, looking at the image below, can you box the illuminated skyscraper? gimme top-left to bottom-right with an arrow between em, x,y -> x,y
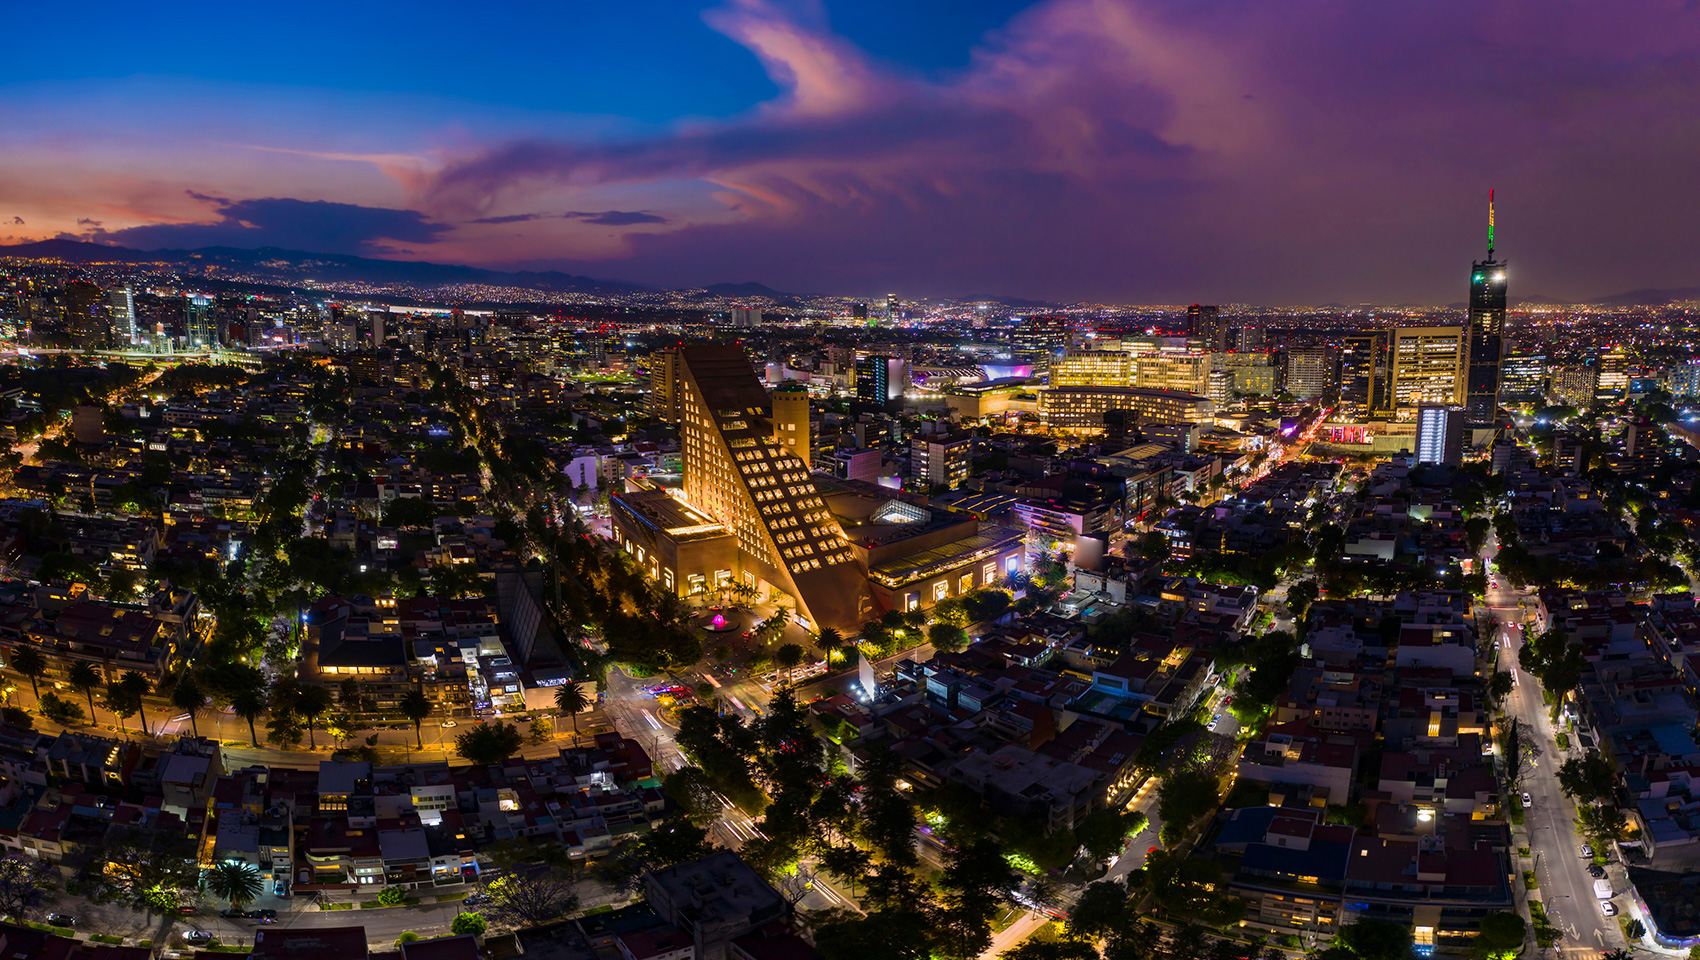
186,295 -> 215,349
1465,192 -> 1507,420
676,345 -> 870,633
63,281 -> 104,350
770,381 -> 811,467
1187,303 -> 1226,351
1387,326 -> 1465,411
1416,405 -> 1464,466
106,286 -> 134,345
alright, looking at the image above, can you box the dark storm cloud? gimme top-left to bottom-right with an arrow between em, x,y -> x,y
105,193 -> 449,255
565,211 -> 668,226
468,212 -> 548,224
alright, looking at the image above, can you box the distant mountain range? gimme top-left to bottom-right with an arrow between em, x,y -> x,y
0,238 -> 648,296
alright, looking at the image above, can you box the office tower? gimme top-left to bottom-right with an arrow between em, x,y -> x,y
771,381 -> 811,467
1041,386 -> 1213,433
1051,351 -> 1132,387
851,303 -> 868,320
1339,330 -> 1388,416
885,293 -> 899,319
1187,304 -> 1226,350
1668,361 -> 1700,398
1549,366 -> 1598,409
63,281 -> 105,350
730,307 -> 761,327
649,347 -> 683,423
1415,405 -> 1464,467
1135,352 -> 1210,394
1596,351 -> 1630,396
676,344 -> 869,633
1464,193 -> 1508,420
1230,325 -> 1266,353
1211,352 -> 1276,396
1622,417 -> 1659,472
1283,346 -> 1336,400
371,312 -> 386,347
186,295 -> 215,348
1490,427 -> 1516,475
1498,344 -> 1546,402
856,355 -> 890,404
1387,326 -> 1465,410
1013,315 -> 1069,358
106,286 -> 134,346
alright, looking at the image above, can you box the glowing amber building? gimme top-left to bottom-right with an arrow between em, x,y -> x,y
675,345 -> 872,634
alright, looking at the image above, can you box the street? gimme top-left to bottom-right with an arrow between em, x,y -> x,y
1485,550 -> 1624,959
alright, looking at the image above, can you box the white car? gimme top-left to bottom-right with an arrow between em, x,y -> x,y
1521,792 -> 1532,807
1600,901 -> 1618,917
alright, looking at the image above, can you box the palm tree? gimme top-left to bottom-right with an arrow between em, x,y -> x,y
296,684 -> 334,749
230,686 -> 267,748
774,644 -> 805,686
554,682 -> 590,737
206,861 -> 264,911
170,675 -> 206,738
10,647 -> 45,701
68,661 -> 102,723
812,627 -> 845,664
117,672 -> 152,736
399,687 -> 433,748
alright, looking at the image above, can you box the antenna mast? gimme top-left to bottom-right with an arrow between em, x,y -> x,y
1488,188 -> 1495,259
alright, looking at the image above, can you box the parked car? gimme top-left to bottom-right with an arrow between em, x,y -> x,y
46,914 -> 74,927
244,909 -> 277,919
1521,792 -> 1532,807
1581,844 -> 1595,858
184,931 -> 215,945
1600,901 -> 1618,917
1588,864 -> 1606,879
219,909 -> 245,919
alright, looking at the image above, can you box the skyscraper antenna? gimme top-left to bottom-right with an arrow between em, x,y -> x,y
1488,188 -> 1495,258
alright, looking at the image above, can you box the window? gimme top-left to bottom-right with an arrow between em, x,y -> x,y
960,574 -> 974,594
933,582 -> 949,601
905,593 -> 919,612
983,562 -> 996,585
687,575 -> 706,595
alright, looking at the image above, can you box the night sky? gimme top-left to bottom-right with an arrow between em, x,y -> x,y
4,0 -> 1699,304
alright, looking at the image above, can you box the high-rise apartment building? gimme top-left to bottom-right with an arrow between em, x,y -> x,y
856,355 -> 897,404
1387,326 -> 1465,411
1283,346 -> 1336,400
1415,405 -> 1464,467
1667,361 -> 1700,398
1230,325 -> 1265,353
1135,352 -> 1210,395
730,307 -> 762,327
186,295 -> 215,349
1549,366 -> 1598,409
1464,258 -> 1507,419
910,434 -> 973,491
106,286 -> 134,346
1210,352 -> 1276,397
676,345 -> 870,633
770,381 -> 811,467
63,281 -> 105,350
649,348 -> 683,424
1187,304 -> 1226,350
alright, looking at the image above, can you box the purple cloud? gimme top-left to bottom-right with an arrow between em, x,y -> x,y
416,0 -> 1700,301
566,210 -> 668,226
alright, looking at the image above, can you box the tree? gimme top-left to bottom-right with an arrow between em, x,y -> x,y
9,646 -> 45,701
1156,769 -> 1220,840
115,671 -> 152,735
1075,807 -> 1138,862
170,675 -> 207,738
813,626 -> 846,661
1332,918 -> 1413,960
1486,670 -> 1514,708
487,866 -> 580,927
40,693 -> 84,727
79,830 -> 199,915
530,716 -> 553,743
450,912 -> 488,936
816,844 -> 873,897
1473,911 -> 1527,959
928,622 -> 970,653
68,662 -> 102,725
206,861 -> 265,911
231,685 -> 267,747
456,721 -> 525,766
1000,939 -> 1098,960
1558,751 -> 1617,806
377,886 -> 408,906
774,643 -> 805,685
399,687 -> 434,748
1066,879 -> 1131,942
0,854 -> 59,920
295,684 -> 334,750
554,682 -> 590,736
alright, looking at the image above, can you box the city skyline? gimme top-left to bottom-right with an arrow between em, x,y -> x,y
6,1 -> 1700,304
